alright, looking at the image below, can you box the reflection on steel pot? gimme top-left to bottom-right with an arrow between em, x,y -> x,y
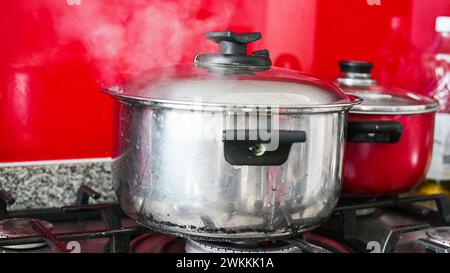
336,61 -> 439,196
103,31 -> 361,241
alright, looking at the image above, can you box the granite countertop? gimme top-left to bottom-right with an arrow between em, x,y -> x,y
0,160 -> 116,210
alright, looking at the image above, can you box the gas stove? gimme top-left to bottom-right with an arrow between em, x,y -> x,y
318,194 -> 450,253
0,185 -> 449,253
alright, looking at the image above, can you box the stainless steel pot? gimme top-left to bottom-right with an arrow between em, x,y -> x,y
103,31 -> 361,241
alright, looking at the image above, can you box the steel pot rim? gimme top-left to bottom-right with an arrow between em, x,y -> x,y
104,88 -> 363,114
349,103 -> 440,115
343,90 -> 440,115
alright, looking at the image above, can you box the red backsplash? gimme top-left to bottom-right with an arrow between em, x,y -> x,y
0,0 -> 449,162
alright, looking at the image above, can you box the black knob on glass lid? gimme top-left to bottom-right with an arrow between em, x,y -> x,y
339,61 -> 374,74
195,31 -> 272,71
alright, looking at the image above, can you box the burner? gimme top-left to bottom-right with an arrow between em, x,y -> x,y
129,233 -> 186,253
185,240 -> 302,253
425,227 -> 450,248
0,218 -> 53,250
356,208 -> 377,216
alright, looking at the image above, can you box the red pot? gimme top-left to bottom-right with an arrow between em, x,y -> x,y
336,61 -> 439,196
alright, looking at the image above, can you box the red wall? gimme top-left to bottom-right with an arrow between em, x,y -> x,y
0,0 -> 449,163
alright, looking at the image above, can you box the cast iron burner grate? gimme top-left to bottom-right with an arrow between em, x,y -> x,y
316,194 -> 450,253
0,185 -> 147,253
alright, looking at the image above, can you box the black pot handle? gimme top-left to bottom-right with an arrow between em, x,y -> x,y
222,130 -> 306,166
347,121 -> 403,143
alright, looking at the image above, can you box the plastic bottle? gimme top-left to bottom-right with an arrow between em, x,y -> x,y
420,16 -> 450,195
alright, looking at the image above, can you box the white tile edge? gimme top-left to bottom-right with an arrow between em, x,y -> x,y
0,158 -> 113,168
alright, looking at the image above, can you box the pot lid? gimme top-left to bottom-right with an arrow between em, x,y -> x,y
336,61 -> 439,115
103,31 -> 359,113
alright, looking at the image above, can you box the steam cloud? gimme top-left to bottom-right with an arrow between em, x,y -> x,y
21,0 -> 235,83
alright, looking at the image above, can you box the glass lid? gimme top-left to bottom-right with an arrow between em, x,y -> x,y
336,61 -> 439,115
103,31 -> 358,112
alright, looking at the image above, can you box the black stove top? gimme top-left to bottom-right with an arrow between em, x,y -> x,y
1,185 -> 449,253
319,194 -> 450,253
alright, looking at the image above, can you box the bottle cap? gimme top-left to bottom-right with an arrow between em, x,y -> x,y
436,16 -> 450,33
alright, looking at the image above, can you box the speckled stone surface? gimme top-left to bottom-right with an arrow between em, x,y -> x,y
0,161 -> 116,210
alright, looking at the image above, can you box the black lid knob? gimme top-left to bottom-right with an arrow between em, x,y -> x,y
206,31 -> 262,55
339,61 -> 374,74
195,31 -> 271,71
